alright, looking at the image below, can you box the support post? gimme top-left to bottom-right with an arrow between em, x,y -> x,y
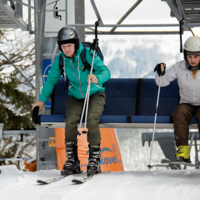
75,0 -> 85,42
34,0 -> 39,171
194,139 -> 199,169
34,0 -> 47,171
0,124 -> 4,140
15,0 -> 22,18
67,0 -> 75,25
28,0 -> 31,30
110,0 -> 143,33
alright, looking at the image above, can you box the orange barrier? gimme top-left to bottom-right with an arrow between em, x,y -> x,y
55,128 -> 124,172
55,128 -> 67,170
24,158 -> 36,172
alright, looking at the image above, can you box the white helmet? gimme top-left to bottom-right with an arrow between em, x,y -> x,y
184,36 -> 200,52
184,36 -> 200,70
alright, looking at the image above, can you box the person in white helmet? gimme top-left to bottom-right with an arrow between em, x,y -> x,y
154,36 -> 200,162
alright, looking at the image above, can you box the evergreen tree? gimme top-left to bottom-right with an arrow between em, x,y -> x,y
0,28 -> 36,167
0,29 -> 35,129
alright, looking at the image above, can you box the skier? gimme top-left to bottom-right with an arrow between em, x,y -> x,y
32,26 -> 111,176
154,36 -> 200,163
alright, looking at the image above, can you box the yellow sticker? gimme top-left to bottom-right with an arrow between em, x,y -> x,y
48,137 -> 56,147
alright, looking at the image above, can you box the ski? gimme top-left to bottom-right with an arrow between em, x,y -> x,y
148,158 -> 200,168
37,171 -> 85,184
161,158 -> 200,167
148,164 -> 170,168
72,175 -> 94,184
37,174 -> 72,184
71,171 -> 110,184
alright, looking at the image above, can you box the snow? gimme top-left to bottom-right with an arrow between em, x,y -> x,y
1,165 -> 200,200
1,1 -> 200,199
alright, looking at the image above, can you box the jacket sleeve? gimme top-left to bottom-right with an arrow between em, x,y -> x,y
85,48 -> 111,85
39,54 -> 62,103
155,63 -> 177,87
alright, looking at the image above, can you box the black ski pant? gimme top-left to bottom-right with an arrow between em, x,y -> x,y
65,92 -> 105,145
171,103 -> 200,147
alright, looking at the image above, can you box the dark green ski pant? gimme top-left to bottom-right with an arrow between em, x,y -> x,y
65,92 -> 106,145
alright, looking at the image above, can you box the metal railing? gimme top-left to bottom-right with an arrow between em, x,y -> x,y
1,0 -> 34,31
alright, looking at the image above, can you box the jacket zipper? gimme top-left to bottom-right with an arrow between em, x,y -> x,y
70,60 -> 84,98
78,56 -> 80,79
64,59 -> 66,81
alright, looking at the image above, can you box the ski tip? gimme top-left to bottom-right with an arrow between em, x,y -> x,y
37,180 -> 49,184
71,179 -> 84,184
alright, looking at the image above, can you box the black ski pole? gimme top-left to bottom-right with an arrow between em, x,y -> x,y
179,19 -> 184,53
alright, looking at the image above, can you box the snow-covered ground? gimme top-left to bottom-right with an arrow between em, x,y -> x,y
2,129 -> 199,200
1,165 -> 200,200
0,165 -> 200,200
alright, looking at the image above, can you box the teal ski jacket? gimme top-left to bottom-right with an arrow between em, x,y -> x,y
39,42 -> 111,102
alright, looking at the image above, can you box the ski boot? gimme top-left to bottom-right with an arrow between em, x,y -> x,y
61,141 -> 82,176
176,145 -> 191,163
87,144 -> 101,177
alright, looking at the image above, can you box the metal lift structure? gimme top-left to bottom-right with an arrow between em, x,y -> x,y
0,0 -> 200,170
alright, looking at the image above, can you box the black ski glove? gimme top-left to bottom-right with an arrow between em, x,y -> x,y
154,63 -> 166,76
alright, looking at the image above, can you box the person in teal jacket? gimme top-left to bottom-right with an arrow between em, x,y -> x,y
32,26 -> 111,176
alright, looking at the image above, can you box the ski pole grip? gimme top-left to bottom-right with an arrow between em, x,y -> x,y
32,106 -> 41,125
92,39 -> 99,51
95,20 -> 100,40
